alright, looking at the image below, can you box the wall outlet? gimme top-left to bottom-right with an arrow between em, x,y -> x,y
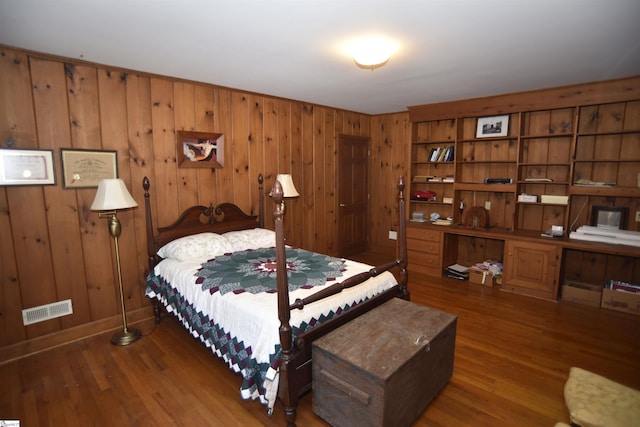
635,210 -> 640,222
484,201 -> 491,210
389,230 -> 397,240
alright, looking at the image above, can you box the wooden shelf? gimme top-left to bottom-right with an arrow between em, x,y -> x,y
570,185 -> 640,197
409,81 -> 640,303
455,182 -> 517,192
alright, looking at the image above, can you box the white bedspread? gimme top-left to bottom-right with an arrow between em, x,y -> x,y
146,252 -> 397,412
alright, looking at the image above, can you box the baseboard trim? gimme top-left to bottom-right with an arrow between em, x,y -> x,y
0,307 -> 154,365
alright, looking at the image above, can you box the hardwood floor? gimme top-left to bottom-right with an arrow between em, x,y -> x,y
2,255 -> 639,426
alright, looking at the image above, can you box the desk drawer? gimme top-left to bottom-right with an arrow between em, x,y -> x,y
407,237 -> 441,254
408,227 -> 441,243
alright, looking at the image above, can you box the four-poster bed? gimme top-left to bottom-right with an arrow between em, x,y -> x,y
143,174 -> 408,426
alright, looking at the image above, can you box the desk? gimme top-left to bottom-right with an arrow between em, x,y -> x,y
407,223 -> 640,301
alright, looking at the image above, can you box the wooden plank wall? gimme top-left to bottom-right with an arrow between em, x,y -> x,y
0,46 -> 410,350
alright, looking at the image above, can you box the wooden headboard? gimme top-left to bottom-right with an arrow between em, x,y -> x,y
143,174 -> 265,271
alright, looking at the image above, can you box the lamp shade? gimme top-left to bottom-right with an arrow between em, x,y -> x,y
276,174 -> 299,198
90,179 -> 138,211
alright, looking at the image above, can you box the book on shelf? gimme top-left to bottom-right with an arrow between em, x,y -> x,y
443,175 -> 454,183
428,145 -> 454,162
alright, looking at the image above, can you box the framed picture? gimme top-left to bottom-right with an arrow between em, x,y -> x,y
0,148 -> 56,186
591,206 -> 628,230
476,115 -> 510,138
177,131 -> 224,168
60,149 -> 118,188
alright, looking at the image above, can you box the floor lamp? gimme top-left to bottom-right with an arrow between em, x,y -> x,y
91,178 -> 141,346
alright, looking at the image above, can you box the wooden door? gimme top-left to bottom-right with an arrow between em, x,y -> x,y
337,135 -> 370,257
502,239 -> 561,300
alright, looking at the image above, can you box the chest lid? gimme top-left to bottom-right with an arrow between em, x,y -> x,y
314,298 -> 456,379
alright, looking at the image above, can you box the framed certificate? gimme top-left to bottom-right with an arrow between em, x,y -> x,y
61,149 -> 118,188
0,148 -> 56,186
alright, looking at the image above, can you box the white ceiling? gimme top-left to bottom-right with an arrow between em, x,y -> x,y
1,0 -> 640,114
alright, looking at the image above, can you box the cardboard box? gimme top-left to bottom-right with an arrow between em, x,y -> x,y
561,281 -> 602,307
601,288 -> 640,316
469,268 -> 495,286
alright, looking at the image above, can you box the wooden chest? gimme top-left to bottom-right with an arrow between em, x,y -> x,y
312,298 -> 457,427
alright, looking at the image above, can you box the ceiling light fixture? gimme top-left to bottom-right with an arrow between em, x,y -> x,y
351,37 -> 396,70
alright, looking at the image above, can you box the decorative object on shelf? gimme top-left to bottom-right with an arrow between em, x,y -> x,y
61,148 -> 118,188
0,148 -> 56,186
484,178 -> 513,184
540,194 -> 569,205
177,130 -> 224,168
476,115 -> 509,138
463,206 -> 489,229
518,193 -> 538,203
591,206 -> 628,230
411,190 -> 436,201
91,179 -> 141,346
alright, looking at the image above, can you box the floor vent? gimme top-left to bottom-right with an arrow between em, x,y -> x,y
22,299 -> 73,326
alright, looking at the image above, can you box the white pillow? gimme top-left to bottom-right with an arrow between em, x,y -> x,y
157,232 -> 233,261
222,228 -> 276,252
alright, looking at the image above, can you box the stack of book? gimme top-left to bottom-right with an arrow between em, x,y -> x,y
606,279 -> 640,293
445,263 -> 469,280
428,145 -> 455,162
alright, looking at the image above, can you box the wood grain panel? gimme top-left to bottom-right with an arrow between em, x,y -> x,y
301,104 -> 315,251
0,49 -> 35,345
68,63 -> 118,322
194,84 -> 217,206
98,68 -> 142,311
289,102 -> 304,249
323,109 -> 336,254
126,74 -> 155,287
313,107 -> 328,254
149,78 -> 178,227
173,81 -> 199,210
262,97 -> 278,232
214,88 -> 233,204
248,94 -> 265,218
30,57 -> 92,328
231,92 -> 251,213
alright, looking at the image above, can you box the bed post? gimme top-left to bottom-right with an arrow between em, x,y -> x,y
396,176 -> 409,299
143,176 -> 162,324
143,177 -> 156,273
272,180 -> 297,427
258,174 -> 265,228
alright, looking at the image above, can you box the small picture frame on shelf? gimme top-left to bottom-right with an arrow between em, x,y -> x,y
476,115 -> 509,138
591,206 -> 628,230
